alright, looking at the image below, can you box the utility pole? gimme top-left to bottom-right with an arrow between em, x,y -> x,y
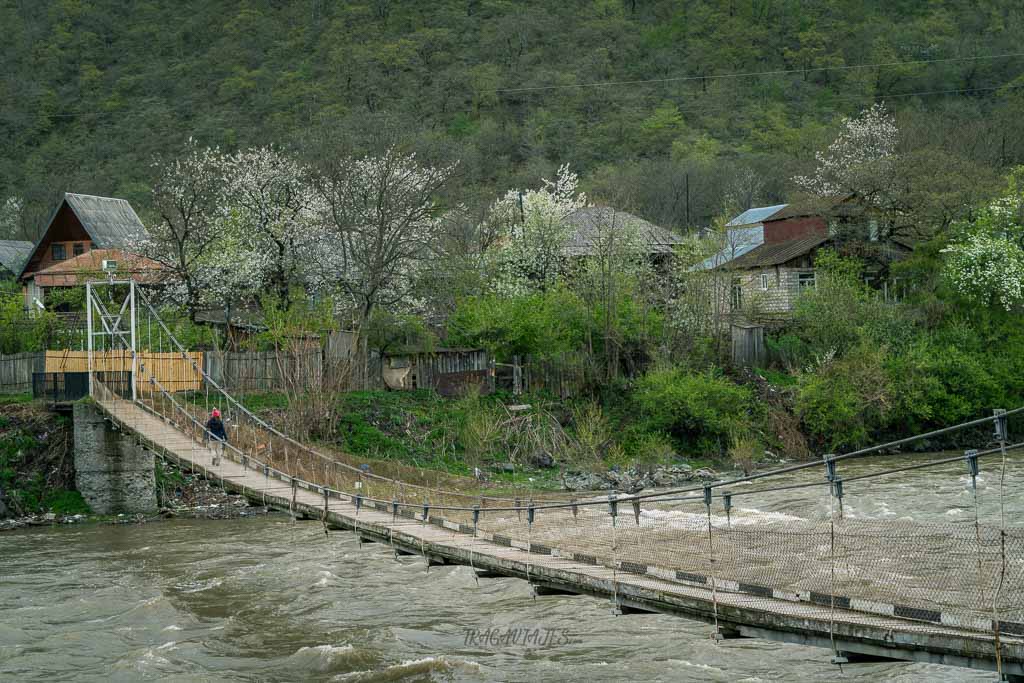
685,172 -> 691,229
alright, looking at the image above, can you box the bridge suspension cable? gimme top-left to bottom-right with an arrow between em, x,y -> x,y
85,281 -> 1024,673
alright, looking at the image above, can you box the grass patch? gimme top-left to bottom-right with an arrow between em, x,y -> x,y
757,368 -> 798,387
237,392 -> 290,412
44,489 -> 91,515
0,393 -> 32,405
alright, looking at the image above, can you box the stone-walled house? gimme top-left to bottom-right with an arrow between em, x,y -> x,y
696,196 -> 911,321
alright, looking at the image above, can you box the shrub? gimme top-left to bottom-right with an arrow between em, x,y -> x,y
729,436 -> 763,476
632,366 -> 754,456
765,333 -> 810,372
447,287 -> 588,359
796,343 -> 890,452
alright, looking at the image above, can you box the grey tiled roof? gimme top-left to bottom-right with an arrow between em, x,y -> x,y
63,193 -> 148,247
562,207 -> 682,257
725,235 -> 829,268
0,240 -> 32,274
692,226 -> 765,271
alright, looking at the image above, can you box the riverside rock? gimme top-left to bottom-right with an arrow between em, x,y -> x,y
561,464 -> 712,492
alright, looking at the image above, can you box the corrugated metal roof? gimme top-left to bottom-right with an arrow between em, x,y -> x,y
725,235 -> 829,269
692,226 -> 764,270
561,207 -> 682,257
64,193 -> 148,247
18,193 -> 150,279
725,204 -> 788,227
0,240 -> 33,274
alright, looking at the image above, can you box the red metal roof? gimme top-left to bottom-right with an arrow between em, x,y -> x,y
30,249 -> 164,287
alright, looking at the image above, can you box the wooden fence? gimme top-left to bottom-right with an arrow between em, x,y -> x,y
731,323 -> 766,369
0,352 -> 43,393
383,349 -> 493,396
204,350 -> 323,393
46,350 -> 205,393
0,350 -> 204,395
2,346 -> 492,397
521,352 -> 588,399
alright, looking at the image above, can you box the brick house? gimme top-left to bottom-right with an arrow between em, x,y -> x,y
696,196 -> 911,320
18,193 -> 154,308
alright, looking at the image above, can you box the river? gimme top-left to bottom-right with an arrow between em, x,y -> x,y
1,451 -> 1014,682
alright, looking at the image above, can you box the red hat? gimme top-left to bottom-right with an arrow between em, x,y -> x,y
212,408 -> 221,418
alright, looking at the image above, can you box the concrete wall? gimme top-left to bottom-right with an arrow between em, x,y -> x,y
73,401 -> 156,515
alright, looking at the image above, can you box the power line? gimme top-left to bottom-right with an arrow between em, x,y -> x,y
665,82 -> 1024,118
491,51 -> 1024,93
4,82 -> 1019,127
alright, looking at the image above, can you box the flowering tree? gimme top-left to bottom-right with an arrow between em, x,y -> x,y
794,103 -> 906,239
942,168 -> 1024,311
137,139 -> 227,320
795,103 -> 899,203
488,164 -> 588,295
313,146 -> 454,322
567,207 -> 656,380
221,146 -> 320,308
0,196 -> 23,240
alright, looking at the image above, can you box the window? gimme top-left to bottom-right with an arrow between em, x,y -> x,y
51,243 -> 66,261
797,272 -> 816,290
760,273 -> 770,291
730,281 -> 743,310
73,242 -> 84,256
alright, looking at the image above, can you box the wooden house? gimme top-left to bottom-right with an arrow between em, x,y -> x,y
18,193 -> 153,308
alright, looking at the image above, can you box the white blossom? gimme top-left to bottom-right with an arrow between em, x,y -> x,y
794,102 -> 899,207
942,178 -> 1024,311
134,138 -> 228,317
219,146 -> 321,306
312,147 -> 454,319
488,164 -> 588,296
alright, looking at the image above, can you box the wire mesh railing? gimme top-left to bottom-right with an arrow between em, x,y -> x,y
85,283 -> 1024,673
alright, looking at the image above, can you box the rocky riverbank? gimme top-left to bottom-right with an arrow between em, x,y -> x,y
1,463 -> 273,533
560,463 -> 718,492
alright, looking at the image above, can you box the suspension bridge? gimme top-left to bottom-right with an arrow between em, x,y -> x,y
82,280 -> 1024,680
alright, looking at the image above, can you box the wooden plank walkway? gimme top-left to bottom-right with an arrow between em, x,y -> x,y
97,396 -> 1024,679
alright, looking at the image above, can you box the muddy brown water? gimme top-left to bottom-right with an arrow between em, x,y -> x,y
1,451 -> 1015,682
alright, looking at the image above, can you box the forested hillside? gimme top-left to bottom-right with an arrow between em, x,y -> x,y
3,0 -> 1024,237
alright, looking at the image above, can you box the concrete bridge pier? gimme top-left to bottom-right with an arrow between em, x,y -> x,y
73,401 -> 156,515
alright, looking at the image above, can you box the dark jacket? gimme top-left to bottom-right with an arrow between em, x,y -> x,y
206,416 -> 227,441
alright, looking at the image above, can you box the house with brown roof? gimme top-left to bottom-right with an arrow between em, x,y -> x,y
18,193 -> 158,309
696,196 -> 911,319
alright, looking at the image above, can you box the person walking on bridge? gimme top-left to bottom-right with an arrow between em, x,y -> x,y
206,408 -> 227,464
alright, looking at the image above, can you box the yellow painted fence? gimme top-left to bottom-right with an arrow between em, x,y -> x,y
44,350 -> 205,393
